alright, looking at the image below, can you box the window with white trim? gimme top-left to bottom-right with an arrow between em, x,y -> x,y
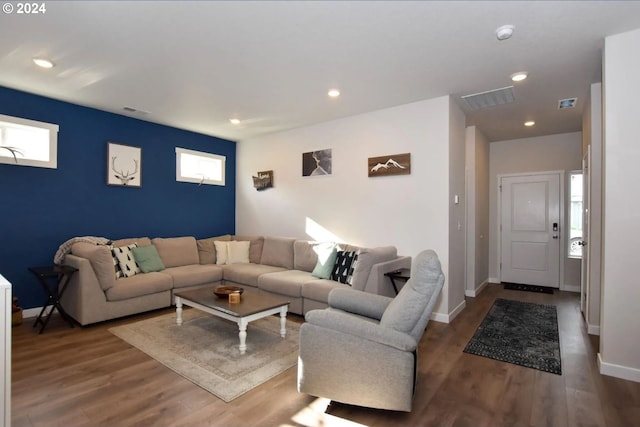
568,171 -> 584,259
175,147 -> 225,186
0,114 -> 59,169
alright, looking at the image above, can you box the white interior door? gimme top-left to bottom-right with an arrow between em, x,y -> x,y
500,173 -> 561,287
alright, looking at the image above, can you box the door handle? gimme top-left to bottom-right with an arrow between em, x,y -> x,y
552,235 -> 558,239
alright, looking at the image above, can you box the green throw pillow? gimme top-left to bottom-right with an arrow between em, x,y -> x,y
311,247 -> 338,279
131,245 -> 165,273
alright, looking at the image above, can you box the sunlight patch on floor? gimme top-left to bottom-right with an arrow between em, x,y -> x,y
281,397 -> 369,427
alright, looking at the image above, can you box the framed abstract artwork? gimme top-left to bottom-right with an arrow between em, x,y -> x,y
302,149 -> 332,176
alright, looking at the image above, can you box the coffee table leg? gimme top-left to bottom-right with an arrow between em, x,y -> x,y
280,306 -> 287,338
238,319 -> 248,355
175,297 -> 183,326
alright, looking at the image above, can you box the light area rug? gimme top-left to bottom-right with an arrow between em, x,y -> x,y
109,308 -> 300,402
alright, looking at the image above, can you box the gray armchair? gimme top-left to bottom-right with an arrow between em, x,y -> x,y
297,249 -> 445,412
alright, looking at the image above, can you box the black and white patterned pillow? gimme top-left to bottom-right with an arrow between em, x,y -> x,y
110,245 -> 124,279
331,250 -> 358,285
112,243 -> 141,278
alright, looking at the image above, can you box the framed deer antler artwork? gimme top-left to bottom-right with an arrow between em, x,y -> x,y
107,142 -> 141,187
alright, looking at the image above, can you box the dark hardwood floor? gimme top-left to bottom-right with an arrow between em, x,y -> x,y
11,284 -> 640,427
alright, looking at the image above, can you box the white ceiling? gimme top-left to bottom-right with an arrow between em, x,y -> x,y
1,1 -> 640,143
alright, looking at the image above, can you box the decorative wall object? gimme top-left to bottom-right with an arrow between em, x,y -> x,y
107,142 -> 141,187
302,149 -> 332,176
252,170 -> 273,191
368,152 -> 411,177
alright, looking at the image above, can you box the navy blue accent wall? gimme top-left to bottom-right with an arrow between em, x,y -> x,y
0,86 -> 236,309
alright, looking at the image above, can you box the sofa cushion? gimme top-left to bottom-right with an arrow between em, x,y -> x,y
294,240 -> 319,272
152,236 -> 199,268
221,263 -> 286,287
258,270 -> 318,297
112,244 -> 142,278
301,279 -> 350,303
233,235 -> 264,264
260,236 -> 295,269
197,234 -> 231,264
105,272 -> 173,301
347,246 -> 398,291
112,237 -> 151,247
131,245 -> 165,273
161,264 -> 224,289
70,242 -> 116,291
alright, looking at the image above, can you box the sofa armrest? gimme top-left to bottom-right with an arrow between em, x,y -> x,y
362,255 -> 412,297
304,309 -> 417,352
328,288 -> 392,320
60,254 -> 110,325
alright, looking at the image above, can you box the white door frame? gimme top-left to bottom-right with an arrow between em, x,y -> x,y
496,170 -> 566,289
581,147 -> 591,316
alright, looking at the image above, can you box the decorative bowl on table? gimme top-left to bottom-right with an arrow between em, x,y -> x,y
213,285 -> 244,298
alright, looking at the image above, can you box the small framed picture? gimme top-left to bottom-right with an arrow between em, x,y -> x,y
302,149 -> 332,176
107,142 -> 141,187
368,153 -> 411,177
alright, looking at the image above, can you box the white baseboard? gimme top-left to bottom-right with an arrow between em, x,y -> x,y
432,299 -> 466,324
22,307 -> 47,319
598,353 -> 640,383
562,284 -> 581,293
587,324 -> 600,335
465,279 -> 489,298
489,277 -> 500,284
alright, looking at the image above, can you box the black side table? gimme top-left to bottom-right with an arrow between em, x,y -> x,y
384,268 -> 411,295
28,265 -> 78,334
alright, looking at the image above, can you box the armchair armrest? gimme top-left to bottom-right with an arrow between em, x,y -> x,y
328,288 -> 392,320
305,309 -> 417,352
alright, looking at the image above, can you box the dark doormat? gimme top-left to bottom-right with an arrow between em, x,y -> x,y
504,282 -> 553,294
463,298 -> 562,375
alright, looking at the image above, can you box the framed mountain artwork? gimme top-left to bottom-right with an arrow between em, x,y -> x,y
368,153 -> 411,177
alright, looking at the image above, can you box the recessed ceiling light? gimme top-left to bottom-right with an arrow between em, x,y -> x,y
328,89 -> 340,98
229,118 -> 241,125
495,25 -> 515,41
32,57 -> 55,68
524,121 -> 535,127
510,72 -> 528,82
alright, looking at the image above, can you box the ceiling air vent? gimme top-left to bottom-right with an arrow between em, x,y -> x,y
123,106 -> 150,115
461,86 -> 515,110
558,98 -> 577,109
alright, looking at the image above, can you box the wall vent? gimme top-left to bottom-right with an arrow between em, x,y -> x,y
461,86 -> 515,110
123,106 -> 150,115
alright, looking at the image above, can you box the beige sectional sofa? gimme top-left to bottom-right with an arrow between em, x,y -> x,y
60,235 -> 410,325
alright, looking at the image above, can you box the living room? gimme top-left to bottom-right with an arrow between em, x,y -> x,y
1,2 -> 640,426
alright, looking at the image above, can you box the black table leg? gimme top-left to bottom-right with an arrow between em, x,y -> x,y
29,266 -> 78,334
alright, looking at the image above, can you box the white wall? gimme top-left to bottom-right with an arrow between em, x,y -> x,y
448,101 -> 467,316
600,28 -> 640,382
488,132 -> 583,288
582,82 -> 603,335
236,96 -> 463,320
465,126 -> 490,296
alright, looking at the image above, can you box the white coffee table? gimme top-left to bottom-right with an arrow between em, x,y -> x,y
174,287 -> 290,355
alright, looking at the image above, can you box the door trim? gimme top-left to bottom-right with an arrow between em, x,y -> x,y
496,170 -> 566,289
